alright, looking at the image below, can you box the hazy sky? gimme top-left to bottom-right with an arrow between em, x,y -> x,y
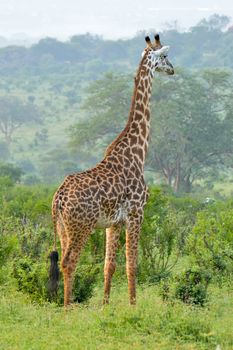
0,0 -> 233,39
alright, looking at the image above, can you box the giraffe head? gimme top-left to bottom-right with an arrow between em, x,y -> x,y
142,34 -> 174,75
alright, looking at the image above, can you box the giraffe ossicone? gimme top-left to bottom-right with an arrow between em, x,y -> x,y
49,34 -> 174,307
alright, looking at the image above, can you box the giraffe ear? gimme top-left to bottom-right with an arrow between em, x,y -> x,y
154,45 -> 170,56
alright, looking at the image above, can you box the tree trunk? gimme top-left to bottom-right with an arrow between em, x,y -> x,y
5,133 -> 12,146
173,159 -> 181,193
182,177 -> 192,193
180,172 -> 193,193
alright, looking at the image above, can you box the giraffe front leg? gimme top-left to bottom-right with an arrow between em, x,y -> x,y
126,214 -> 142,305
103,225 -> 122,305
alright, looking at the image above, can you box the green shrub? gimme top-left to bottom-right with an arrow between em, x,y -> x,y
0,216 -> 19,284
0,212 -> 100,305
188,207 -> 233,281
13,256 -> 99,305
175,268 -> 212,306
73,265 -> 100,303
0,232 -> 17,267
12,257 -> 48,303
139,186 -> 187,283
0,184 -> 54,223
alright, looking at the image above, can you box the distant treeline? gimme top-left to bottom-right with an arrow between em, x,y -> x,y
0,14 -> 233,75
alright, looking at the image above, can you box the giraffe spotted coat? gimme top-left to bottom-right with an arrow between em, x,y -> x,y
52,35 -> 174,306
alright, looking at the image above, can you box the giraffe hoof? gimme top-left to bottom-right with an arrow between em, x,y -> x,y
64,302 -> 77,311
102,297 -> 110,306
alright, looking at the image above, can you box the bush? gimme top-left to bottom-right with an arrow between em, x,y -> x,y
13,256 -> 99,305
73,265 -> 100,303
13,257 -> 49,303
188,207 -> 233,281
138,186 -> 188,283
175,268 -> 212,306
0,211 -> 100,305
0,231 -> 18,267
0,216 -> 19,284
1,185 -> 54,222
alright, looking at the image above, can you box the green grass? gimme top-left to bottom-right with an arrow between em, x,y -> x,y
1,283 -> 232,350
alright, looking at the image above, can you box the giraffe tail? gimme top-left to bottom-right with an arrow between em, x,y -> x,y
48,251 -> 59,299
48,200 -> 60,299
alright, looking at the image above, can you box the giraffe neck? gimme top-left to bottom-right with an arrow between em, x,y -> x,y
105,54 -> 153,171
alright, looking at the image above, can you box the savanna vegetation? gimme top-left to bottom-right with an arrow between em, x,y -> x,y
0,14 -> 233,350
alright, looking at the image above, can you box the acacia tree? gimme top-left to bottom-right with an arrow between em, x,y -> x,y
148,69 -> 233,191
0,96 -> 41,145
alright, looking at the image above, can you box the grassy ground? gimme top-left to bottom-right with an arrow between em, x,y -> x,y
0,283 -> 232,350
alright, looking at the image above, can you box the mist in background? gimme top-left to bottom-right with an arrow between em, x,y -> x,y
0,0 -> 233,44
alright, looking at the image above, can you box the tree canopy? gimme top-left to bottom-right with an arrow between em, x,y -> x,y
69,69 -> 233,192
0,96 -> 41,145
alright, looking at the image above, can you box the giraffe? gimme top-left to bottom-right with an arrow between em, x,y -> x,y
49,34 -> 174,307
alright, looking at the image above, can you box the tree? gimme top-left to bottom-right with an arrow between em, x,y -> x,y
197,14 -> 231,31
0,96 -> 41,145
0,162 -> 23,183
68,72 -> 132,159
34,128 -> 48,146
148,69 -> 233,192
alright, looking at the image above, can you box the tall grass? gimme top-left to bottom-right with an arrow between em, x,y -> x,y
1,283 -> 232,350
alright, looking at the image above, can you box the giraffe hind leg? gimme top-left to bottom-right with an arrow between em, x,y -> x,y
57,220 -> 68,259
61,226 -> 93,307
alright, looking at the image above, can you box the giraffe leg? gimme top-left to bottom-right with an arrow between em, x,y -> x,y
61,228 -> 92,307
103,225 -> 122,305
61,244 -> 77,307
126,215 -> 142,305
57,221 -> 68,258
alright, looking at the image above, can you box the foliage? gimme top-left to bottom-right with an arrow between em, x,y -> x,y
12,257 -> 49,303
138,187 -> 186,283
12,255 -> 99,305
0,96 -> 41,144
0,15 -> 233,75
68,72 -> 132,155
0,216 -> 19,283
188,205 -> 233,280
148,69 -> 233,192
0,213 -> 100,304
197,14 -> 230,31
1,181 -> 232,306
175,268 -> 212,306
0,18 -> 232,187
0,184 -> 54,222
0,162 -> 23,183
72,265 -> 100,303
